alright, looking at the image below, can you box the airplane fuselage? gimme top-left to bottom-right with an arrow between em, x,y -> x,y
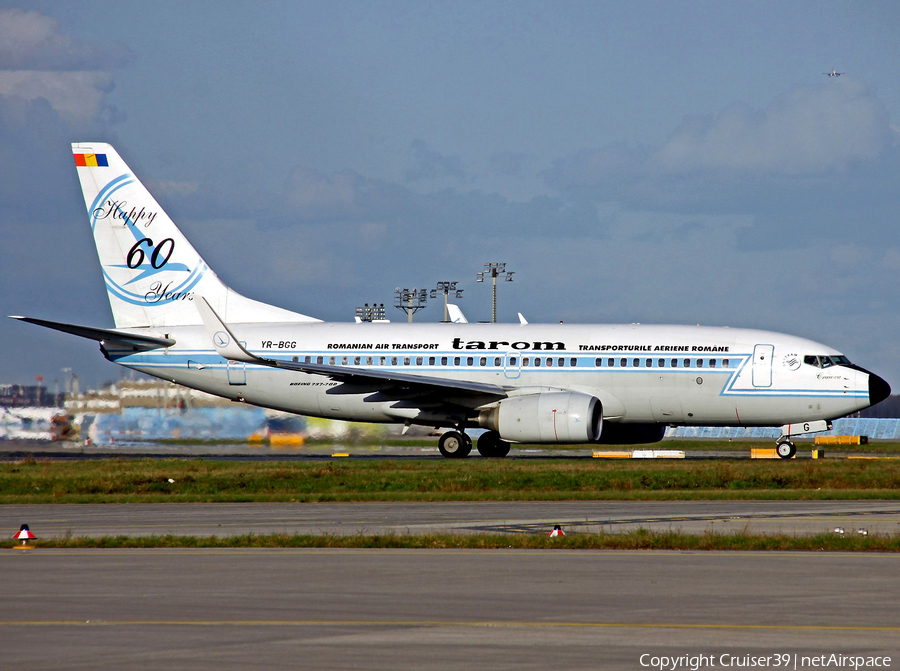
106,321 -> 875,432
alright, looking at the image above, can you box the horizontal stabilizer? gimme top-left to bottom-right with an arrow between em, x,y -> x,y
9,316 -> 175,351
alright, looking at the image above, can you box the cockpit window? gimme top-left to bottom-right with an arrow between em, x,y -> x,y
804,354 -> 851,369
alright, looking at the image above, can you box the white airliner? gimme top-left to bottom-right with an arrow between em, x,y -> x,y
11,143 -> 891,458
823,70 -> 845,77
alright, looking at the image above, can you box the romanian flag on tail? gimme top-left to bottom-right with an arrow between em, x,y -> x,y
74,153 -> 108,167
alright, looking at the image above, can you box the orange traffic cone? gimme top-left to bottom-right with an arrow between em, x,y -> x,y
13,524 -> 36,549
549,524 -> 565,537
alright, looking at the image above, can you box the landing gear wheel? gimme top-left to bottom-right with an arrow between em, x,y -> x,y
776,439 -> 796,459
438,431 -> 472,459
477,431 -> 511,458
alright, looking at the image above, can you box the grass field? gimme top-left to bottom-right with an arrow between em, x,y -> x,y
3,456 -> 900,503
15,529 -> 900,552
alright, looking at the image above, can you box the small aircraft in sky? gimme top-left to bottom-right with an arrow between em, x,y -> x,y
823,70 -> 845,77
10,143 -> 891,459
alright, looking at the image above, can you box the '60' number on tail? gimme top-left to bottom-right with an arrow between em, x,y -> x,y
127,237 -> 175,269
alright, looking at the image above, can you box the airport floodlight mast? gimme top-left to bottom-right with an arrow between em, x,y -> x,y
475,262 -> 514,323
355,303 -> 386,322
431,281 -> 463,322
394,287 -> 428,323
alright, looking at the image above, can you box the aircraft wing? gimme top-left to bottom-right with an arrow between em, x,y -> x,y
195,298 -> 508,399
9,316 -> 175,351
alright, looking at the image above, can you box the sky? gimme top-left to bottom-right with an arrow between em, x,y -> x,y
1,0 -> 900,393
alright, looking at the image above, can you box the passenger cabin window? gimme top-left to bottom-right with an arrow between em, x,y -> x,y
658,358 -> 665,367
453,357 -> 460,366
570,358 -> 577,367
595,358 -> 602,367
428,357 -> 435,365
480,357 -> 487,366
633,358 -> 639,367
509,357 -> 517,366
710,359 -> 716,368
646,358 -> 652,368
546,358 -> 552,367
608,358 -> 615,367
671,358 -> 677,368
466,357 -> 474,366
534,358 -> 541,367
416,356 -> 423,365
494,357 -> 501,366
722,358 -> 729,368
523,357 -> 530,366
441,356 -> 448,365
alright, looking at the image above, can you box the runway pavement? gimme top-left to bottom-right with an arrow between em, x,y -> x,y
3,500 -> 900,538
2,548 -> 897,669
1,438 -> 882,460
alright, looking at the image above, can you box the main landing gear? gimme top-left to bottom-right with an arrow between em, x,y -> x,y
476,430 -> 511,458
775,437 -> 797,459
437,429 -> 511,458
438,430 -> 472,458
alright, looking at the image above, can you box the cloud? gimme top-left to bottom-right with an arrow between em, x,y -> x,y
0,9 -> 131,71
0,9 -> 133,386
405,139 -> 468,182
0,9 -> 130,122
0,70 -> 117,119
487,151 -> 534,177
546,82 -> 896,190
280,165 -> 412,223
653,81 -> 894,175
541,82 -> 900,250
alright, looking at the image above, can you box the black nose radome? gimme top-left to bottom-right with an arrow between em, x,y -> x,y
869,373 -> 891,407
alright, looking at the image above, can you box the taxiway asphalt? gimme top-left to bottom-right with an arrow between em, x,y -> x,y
2,548 -> 897,669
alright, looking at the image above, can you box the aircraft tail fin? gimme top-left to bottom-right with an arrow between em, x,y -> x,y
446,304 -> 468,324
72,143 -> 319,328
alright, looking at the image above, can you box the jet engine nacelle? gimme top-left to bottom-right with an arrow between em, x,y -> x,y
479,392 -> 603,444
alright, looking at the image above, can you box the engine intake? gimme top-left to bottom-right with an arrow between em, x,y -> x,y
479,392 -> 603,444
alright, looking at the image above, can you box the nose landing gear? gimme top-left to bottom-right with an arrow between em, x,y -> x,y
775,437 -> 796,459
774,420 -> 832,459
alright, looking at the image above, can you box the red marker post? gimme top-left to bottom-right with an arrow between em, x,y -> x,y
14,524 -> 36,548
